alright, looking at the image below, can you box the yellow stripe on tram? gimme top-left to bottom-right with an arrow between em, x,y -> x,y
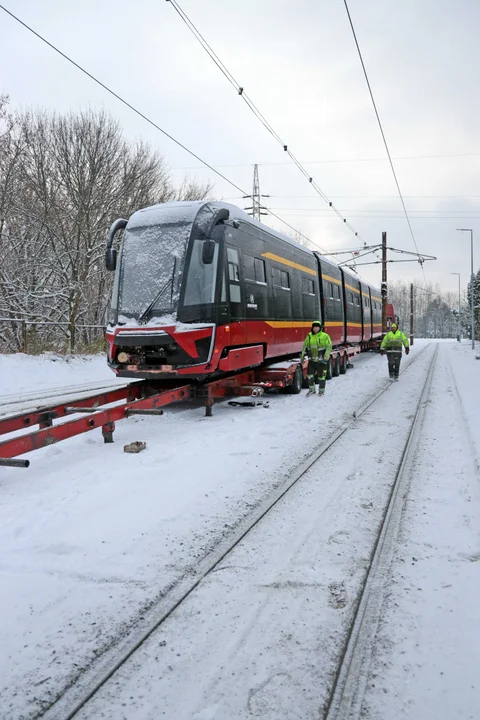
261,252 -> 317,276
322,274 -> 342,286
265,321 -> 312,328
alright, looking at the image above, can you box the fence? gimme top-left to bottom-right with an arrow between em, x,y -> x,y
0,317 -> 106,354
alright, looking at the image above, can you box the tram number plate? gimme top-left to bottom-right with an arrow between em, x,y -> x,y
160,364 -> 173,372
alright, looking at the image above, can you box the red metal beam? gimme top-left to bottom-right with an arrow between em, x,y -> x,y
0,385 -> 144,437
0,385 -> 191,460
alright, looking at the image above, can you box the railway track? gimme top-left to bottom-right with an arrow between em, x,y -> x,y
37,344 -> 435,720
324,343 -> 438,719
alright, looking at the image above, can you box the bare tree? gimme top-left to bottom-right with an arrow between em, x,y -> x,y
0,105 -> 213,353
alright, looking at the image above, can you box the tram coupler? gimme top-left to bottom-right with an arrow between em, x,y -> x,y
102,421 -> 115,443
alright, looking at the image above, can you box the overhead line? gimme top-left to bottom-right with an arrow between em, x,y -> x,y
167,0 -> 365,243
343,0 -> 427,284
172,152 -> 480,170
0,3 -> 333,256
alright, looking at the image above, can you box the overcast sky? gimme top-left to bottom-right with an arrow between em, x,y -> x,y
1,0 -> 479,293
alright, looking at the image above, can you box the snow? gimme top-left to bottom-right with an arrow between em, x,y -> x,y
126,201 -> 203,229
359,341 -> 480,720
0,341 -> 479,719
0,352 -> 123,400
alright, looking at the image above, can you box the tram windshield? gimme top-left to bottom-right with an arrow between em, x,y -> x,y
111,221 -> 192,323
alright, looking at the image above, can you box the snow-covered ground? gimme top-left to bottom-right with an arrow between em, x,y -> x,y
0,352 -> 119,398
0,341 -> 479,720
359,342 -> 480,720
0,353 -> 127,419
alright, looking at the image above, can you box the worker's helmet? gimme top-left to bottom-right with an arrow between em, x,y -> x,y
391,322 -> 398,330
311,321 -> 323,331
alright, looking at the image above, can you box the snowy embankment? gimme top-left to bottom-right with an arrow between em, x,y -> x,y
0,341 -> 479,720
0,353 -> 127,418
360,342 -> 480,720
0,352 -> 117,397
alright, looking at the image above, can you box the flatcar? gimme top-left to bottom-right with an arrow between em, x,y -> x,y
105,201 -> 384,380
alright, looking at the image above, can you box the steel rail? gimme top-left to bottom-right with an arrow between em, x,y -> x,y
324,343 -> 439,719
40,344 -> 434,720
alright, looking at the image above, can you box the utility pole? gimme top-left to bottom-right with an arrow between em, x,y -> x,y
244,164 -> 269,221
381,231 -> 387,334
317,239 -> 436,339
457,229 -> 475,349
451,272 -> 461,341
410,283 -> 414,346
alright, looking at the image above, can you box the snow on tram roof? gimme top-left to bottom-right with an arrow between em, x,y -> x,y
126,201 -> 313,254
126,200 -> 380,293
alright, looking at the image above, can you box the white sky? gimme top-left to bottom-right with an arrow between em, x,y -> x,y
1,0 -> 479,292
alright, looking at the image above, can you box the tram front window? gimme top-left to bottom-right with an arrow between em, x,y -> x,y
183,239 -> 219,306
114,221 -> 191,323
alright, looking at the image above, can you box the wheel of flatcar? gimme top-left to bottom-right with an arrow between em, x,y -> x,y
284,365 -> 302,395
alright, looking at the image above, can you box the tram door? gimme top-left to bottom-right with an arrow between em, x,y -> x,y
224,244 -> 246,344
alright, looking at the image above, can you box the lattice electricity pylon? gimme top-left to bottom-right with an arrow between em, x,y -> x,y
243,164 -> 269,221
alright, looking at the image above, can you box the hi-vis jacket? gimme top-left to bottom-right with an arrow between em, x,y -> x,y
301,324 -> 332,362
381,329 -> 409,354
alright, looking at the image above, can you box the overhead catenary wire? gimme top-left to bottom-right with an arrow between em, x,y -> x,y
172,151 -> 480,171
0,3 -> 334,257
343,0 -> 427,285
166,0 -> 365,243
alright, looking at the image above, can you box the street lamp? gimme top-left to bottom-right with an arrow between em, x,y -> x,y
457,229 -> 475,350
451,272 -> 461,341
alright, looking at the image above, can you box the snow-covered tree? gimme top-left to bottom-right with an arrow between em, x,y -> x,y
0,104 -> 212,352
466,268 -> 480,340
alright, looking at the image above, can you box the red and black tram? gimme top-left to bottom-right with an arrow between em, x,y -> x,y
105,201 -> 384,380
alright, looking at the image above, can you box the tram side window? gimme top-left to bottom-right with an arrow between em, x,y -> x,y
348,292 -> 354,305
244,254 -> 266,284
355,294 -> 360,307
273,267 -> 290,290
227,247 -> 241,303
335,285 -> 341,301
329,283 -> 334,299
254,258 -> 266,283
302,277 -> 315,295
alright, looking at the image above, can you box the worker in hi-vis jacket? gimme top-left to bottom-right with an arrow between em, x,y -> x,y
300,320 -> 332,396
380,322 -> 409,380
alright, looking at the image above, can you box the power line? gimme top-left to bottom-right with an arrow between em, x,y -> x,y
269,213 -> 480,220
172,152 -> 480,170
0,4 -> 332,256
343,0 -> 427,284
166,0 -> 366,244
226,194 -> 480,200
265,207 -> 480,213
